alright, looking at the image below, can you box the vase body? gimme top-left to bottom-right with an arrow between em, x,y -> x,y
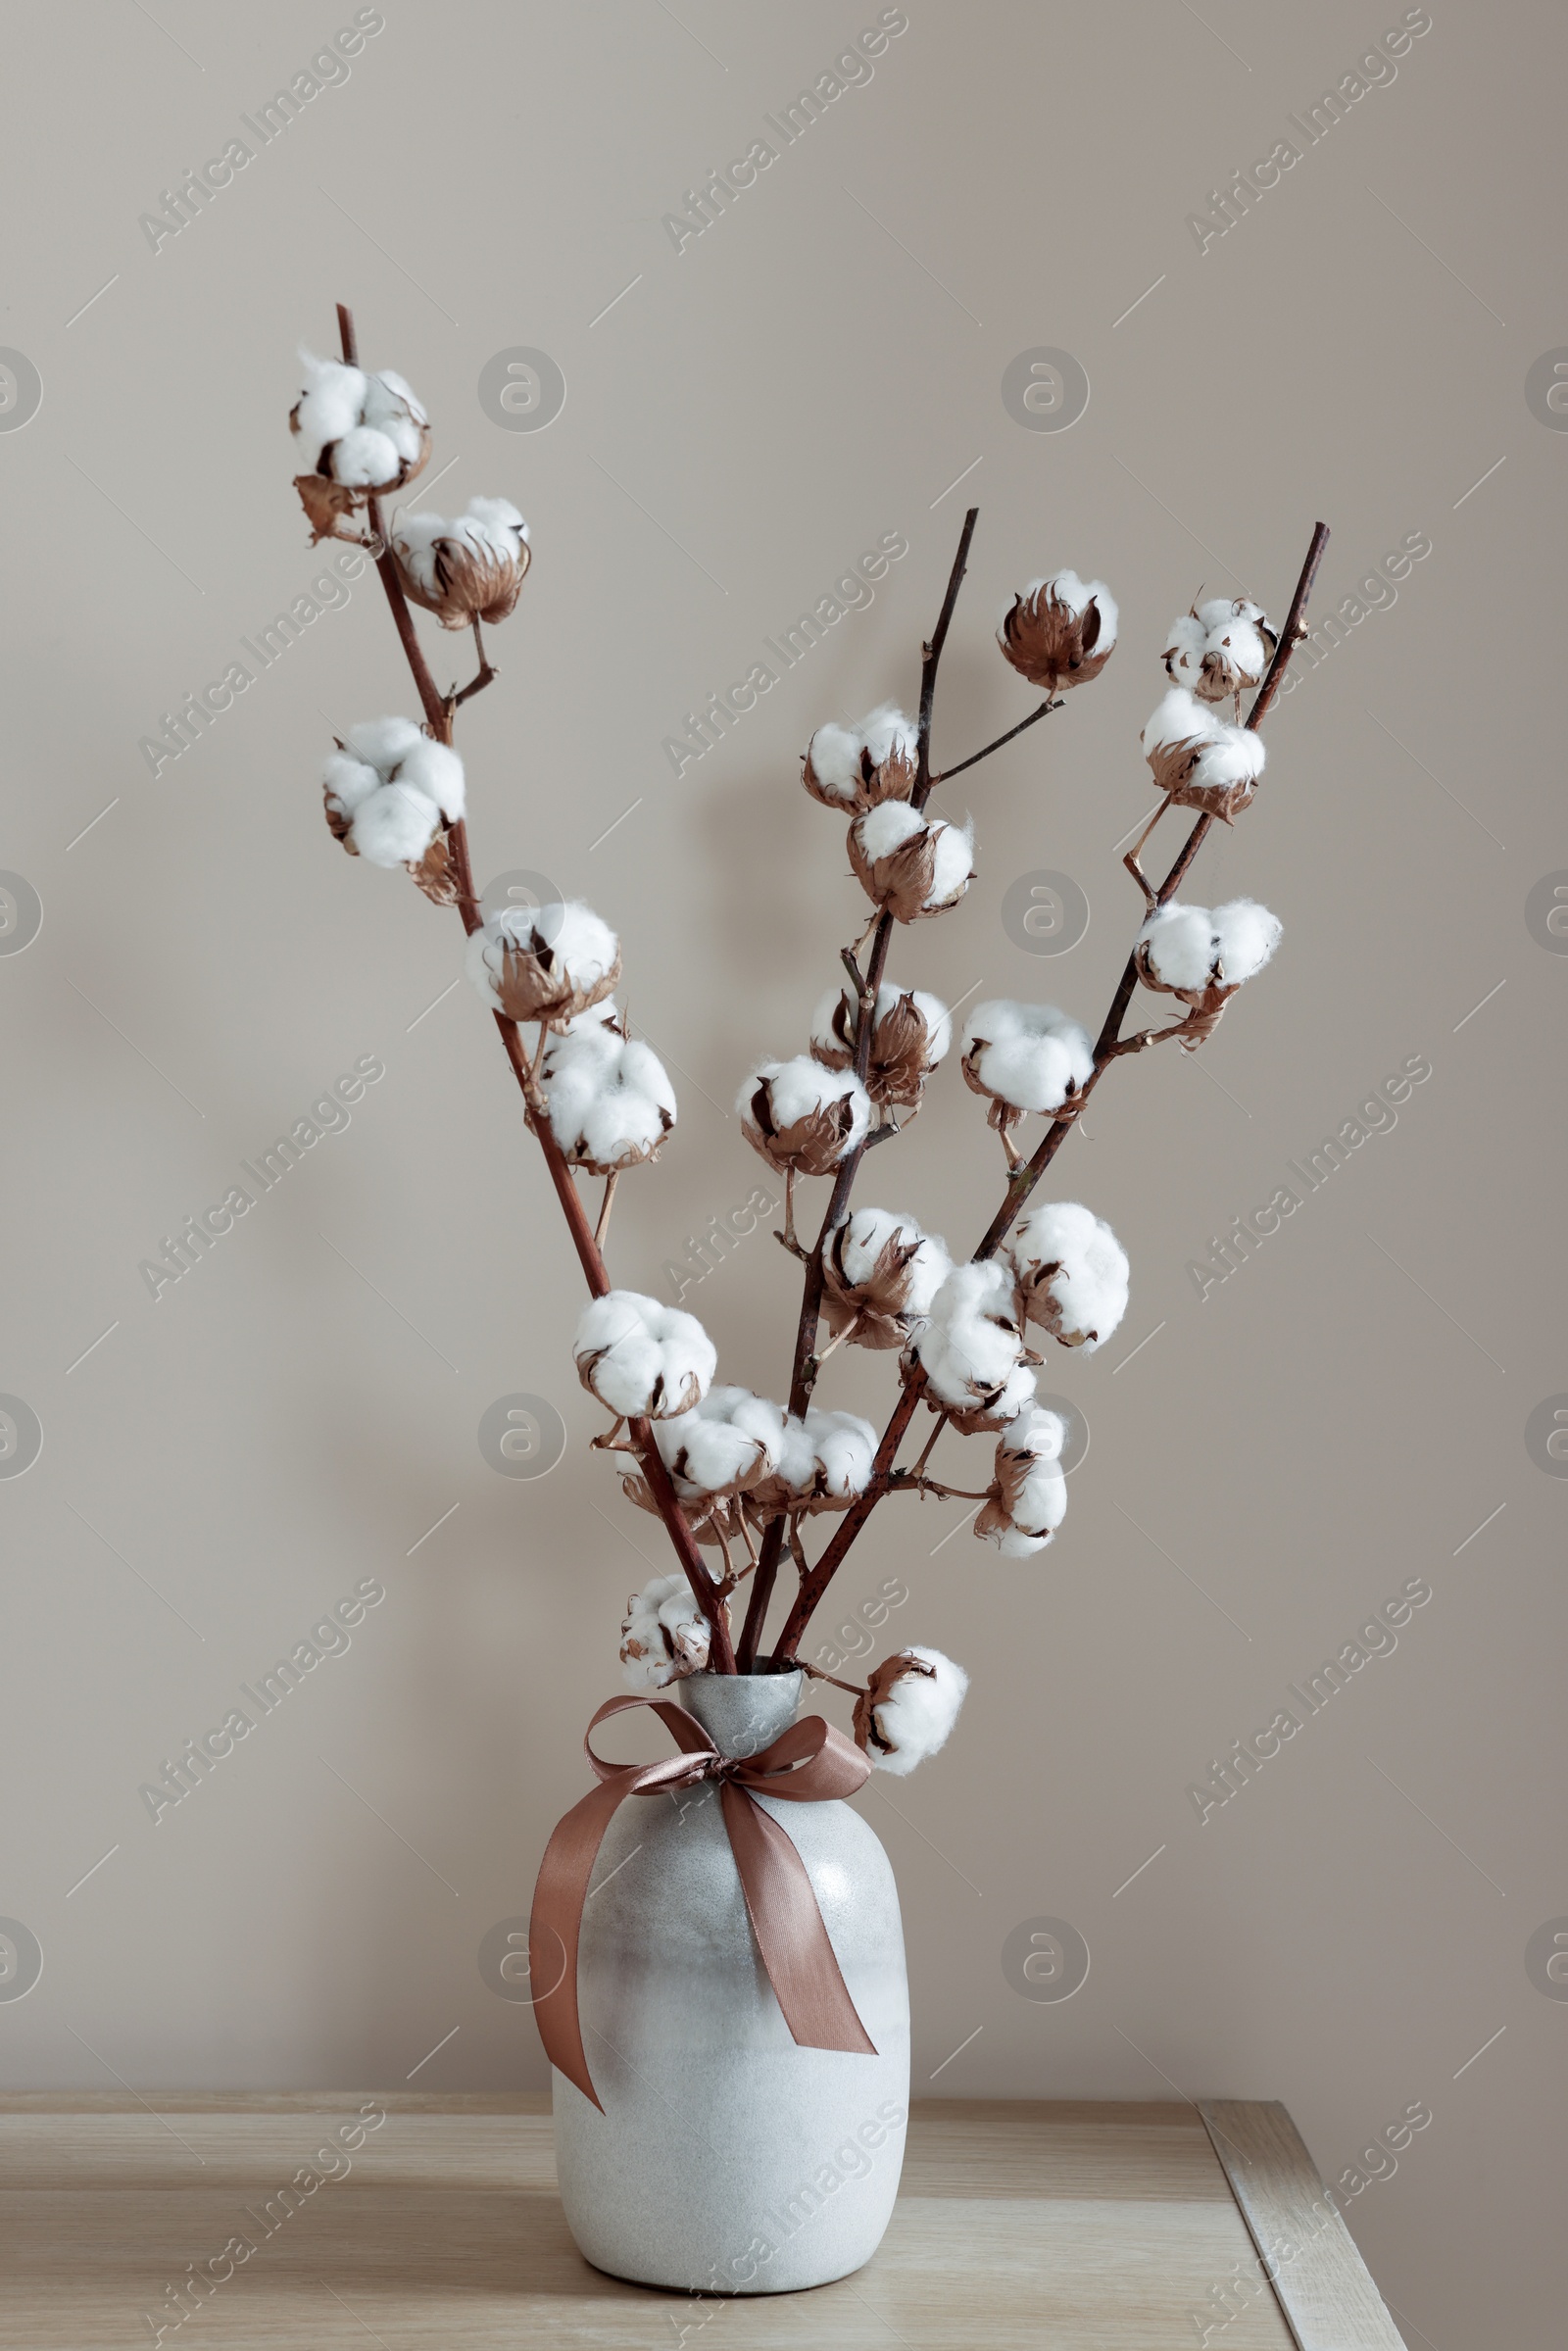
551,1670 -> 909,2292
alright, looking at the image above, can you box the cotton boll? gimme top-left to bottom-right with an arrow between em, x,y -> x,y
998,571 -> 1117,691
1135,903 -> 1217,993
854,1646 -> 969,1776
391,497 -> 531,629
820,1206 -> 952,1349
1210,898 -> 1282,984
960,1002 -> 1095,1121
1142,689 -> 1266,821
350,783 -> 441,867
748,1405 -> 878,1519
809,982 -> 952,1112
1004,1200 -> 1129,1352
619,1571 -> 711,1688
573,1290 -> 715,1419
850,804 -> 975,922
543,1009 -> 676,1175
914,1259 -> 1030,1414
655,1386 -> 787,1497
739,1056 -> 870,1176
467,901 -> 621,1027
802,705 -> 917,810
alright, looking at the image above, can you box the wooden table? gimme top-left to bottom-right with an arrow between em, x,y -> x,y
0,2093 -> 1406,2348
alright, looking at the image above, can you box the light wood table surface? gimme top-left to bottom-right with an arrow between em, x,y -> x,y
0,2092 -> 1406,2348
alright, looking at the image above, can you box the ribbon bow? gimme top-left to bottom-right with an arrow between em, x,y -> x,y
529,1692 -> 877,2110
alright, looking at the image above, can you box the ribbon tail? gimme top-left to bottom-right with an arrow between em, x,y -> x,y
528,1775 -> 634,2112
721,1784 -> 877,2059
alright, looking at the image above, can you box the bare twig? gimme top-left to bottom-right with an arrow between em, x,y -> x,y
594,1171 -> 619,1249
930,694 -> 1062,786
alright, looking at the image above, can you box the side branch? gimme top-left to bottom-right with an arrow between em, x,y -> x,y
335,301 -> 734,1669
774,518 -> 1331,1660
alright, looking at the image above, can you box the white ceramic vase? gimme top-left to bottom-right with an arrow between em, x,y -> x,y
552,1668 -> 910,2292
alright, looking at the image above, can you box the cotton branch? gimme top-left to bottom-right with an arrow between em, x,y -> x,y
333,303 -> 734,1671
736,512 -> 977,1668
770,519 -> 1330,1662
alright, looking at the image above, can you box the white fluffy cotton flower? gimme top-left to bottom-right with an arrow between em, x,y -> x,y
854,1646 -> 970,1776
321,717 -> 465,870
466,901 -> 620,1028
1004,1200 -> 1130,1352
738,1056 -> 871,1176
849,802 -> 974,922
960,1001 -> 1094,1125
1141,688 -> 1266,822
652,1385 -> 787,1498
803,702 -> 918,810
974,1406 -> 1068,1558
573,1291 -> 715,1420
749,1406 -> 878,1519
619,1572 -> 712,1689
392,497 -> 531,629
1135,899 -> 1283,995
542,1005 -> 675,1175
290,354 -> 430,539
913,1259 -> 1035,1428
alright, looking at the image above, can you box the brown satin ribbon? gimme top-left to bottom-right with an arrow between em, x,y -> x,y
529,1692 -> 878,2111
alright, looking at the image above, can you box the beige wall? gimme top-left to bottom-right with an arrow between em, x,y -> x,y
2,2 -> 1562,2341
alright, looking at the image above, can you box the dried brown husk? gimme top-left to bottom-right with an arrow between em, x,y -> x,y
407,823 -> 461,907
394,531 -> 531,631
998,582 -> 1113,693
290,401 -> 431,542
848,815 -> 970,924
810,988 -> 942,1111
621,1474 -> 751,1549
820,1219 -> 929,1351
293,472 -> 363,546
853,1650 -> 935,1758
740,1080 -> 860,1177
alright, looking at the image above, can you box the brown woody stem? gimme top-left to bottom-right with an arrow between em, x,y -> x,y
335,301 -> 733,1670
772,518 -> 1330,1660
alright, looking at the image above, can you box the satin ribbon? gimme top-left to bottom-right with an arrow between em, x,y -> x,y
529,1692 -> 877,2111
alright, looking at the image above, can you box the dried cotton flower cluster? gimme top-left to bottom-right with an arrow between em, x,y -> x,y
298,318 -> 1317,1785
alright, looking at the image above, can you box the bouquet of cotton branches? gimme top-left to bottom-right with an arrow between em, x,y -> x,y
297,305 -> 1326,1785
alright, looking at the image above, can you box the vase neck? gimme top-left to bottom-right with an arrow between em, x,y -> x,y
680,1671 -> 803,1759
